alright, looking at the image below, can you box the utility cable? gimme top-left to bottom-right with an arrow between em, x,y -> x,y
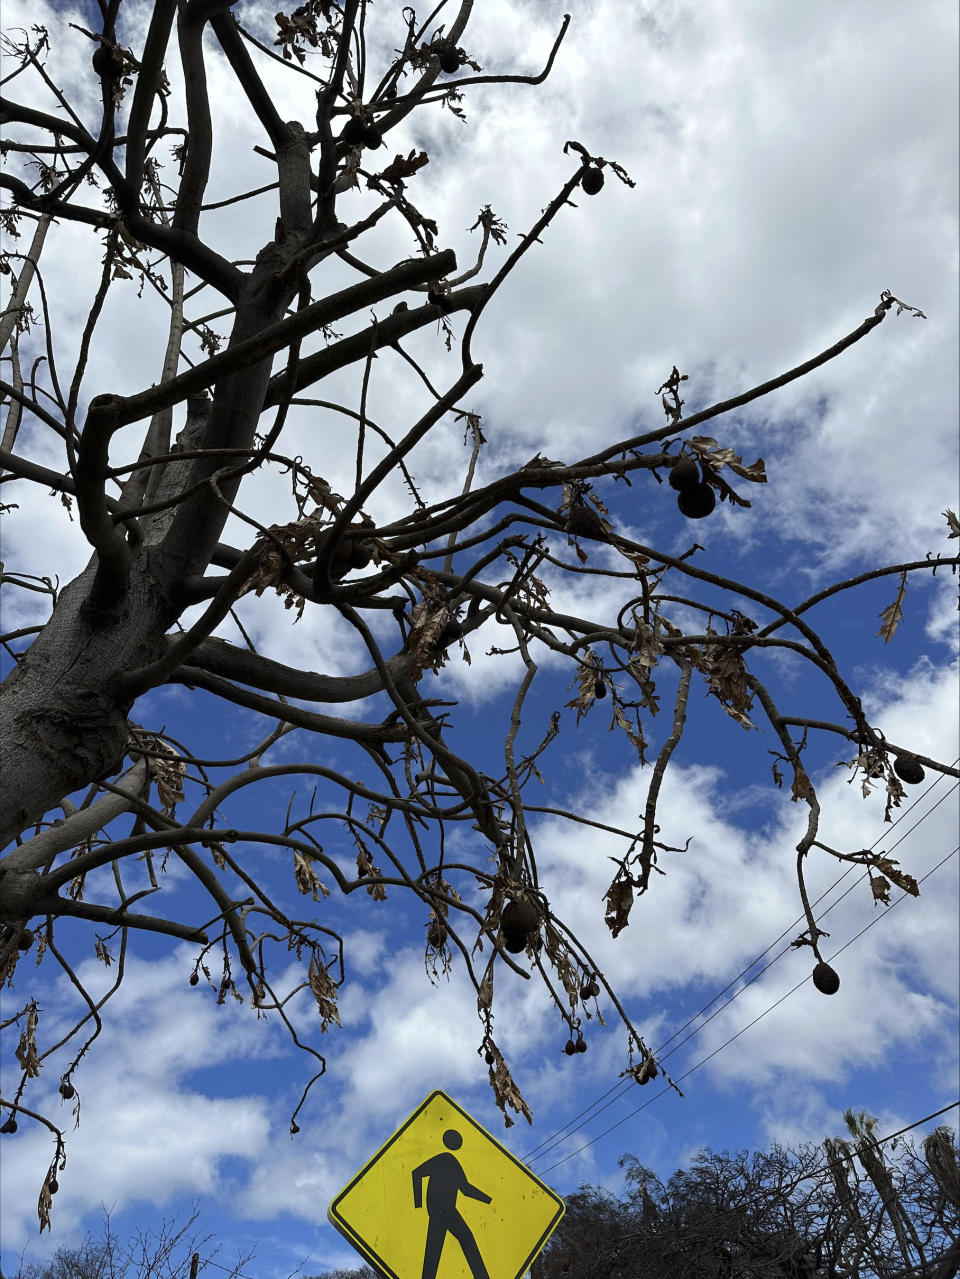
534,846 -> 958,1174
523,769 -> 957,1165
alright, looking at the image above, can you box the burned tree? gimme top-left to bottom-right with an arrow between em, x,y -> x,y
0,1 -> 956,1226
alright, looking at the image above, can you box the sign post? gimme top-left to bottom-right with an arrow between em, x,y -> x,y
328,1090 -> 565,1279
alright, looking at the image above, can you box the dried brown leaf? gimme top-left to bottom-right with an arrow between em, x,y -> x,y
379,149 -> 429,185
875,857 -> 920,898
877,571 -> 907,643
565,652 -> 600,722
355,846 -> 387,901
791,765 -> 814,803
604,875 -> 634,938
612,703 -> 649,762
38,1181 -> 52,1233
307,956 -> 342,1031
294,850 -> 329,901
15,1002 -> 41,1077
489,1054 -> 532,1128
870,874 -> 892,905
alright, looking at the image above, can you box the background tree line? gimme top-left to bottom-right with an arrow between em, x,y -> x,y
7,1115 -> 957,1279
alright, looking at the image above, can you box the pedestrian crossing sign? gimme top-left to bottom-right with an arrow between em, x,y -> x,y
327,1090 -> 565,1279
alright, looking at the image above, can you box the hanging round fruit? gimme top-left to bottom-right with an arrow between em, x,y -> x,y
439,44 -> 460,74
812,961 -> 840,995
668,457 -> 700,493
893,754 -> 925,785
341,115 -> 367,146
677,483 -> 716,519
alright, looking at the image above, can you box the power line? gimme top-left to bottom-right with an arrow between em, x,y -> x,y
655,782 -> 959,1065
523,770 -> 957,1166
534,846 -> 958,1174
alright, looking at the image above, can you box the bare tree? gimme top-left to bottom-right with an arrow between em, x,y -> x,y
0,0 -> 957,1226
541,1129 -> 960,1279
6,1207 -> 256,1279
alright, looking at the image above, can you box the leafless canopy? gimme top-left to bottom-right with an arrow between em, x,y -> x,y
0,0 -> 957,1228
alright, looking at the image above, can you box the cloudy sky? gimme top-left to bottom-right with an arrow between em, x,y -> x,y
1,0 -> 958,1273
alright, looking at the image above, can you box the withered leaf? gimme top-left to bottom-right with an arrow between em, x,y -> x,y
875,857 -> 920,897
38,1180 -> 52,1233
294,850 -> 329,901
877,571 -> 907,643
565,652 -> 600,722
727,456 -> 767,483
489,1054 -> 532,1128
356,846 -> 387,900
791,765 -> 814,803
380,149 -> 429,185
612,703 -> 648,762
308,956 -> 342,1031
16,1003 -> 41,1078
604,875 -> 634,938
870,874 -> 892,905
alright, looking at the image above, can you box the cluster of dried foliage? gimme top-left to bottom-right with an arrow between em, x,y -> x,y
0,0 -> 957,1230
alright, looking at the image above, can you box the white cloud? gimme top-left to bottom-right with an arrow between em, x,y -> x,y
0,950 -> 280,1251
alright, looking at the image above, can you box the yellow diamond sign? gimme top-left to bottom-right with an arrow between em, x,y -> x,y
328,1090 -> 564,1279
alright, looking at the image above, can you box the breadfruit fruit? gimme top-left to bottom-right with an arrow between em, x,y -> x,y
677,483 -> 716,519
503,930 -> 528,954
439,45 -> 460,74
502,898 -> 539,935
594,679 -> 606,699
427,920 -> 447,948
48,1179 -> 59,1194
189,972 -> 199,987
92,44 -> 123,78
812,961 -> 840,995
59,1082 -> 76,1100
341,115 -> 367,146
893,754 -> 925,785
362,123 -> 383,149
588,980 -> 600,997
564,1039 -> 577,1056
580,167 -> 604,195
0,1118 -> 16,1134
484,1050 -> 495,1065
576,1037 -> 588,1053
668,457 -> 700,492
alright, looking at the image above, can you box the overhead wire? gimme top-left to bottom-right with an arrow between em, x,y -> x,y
523,765 -> 958,1166
534,845 -> 958,1175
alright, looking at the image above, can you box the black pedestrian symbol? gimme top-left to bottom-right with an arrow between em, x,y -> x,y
412,1128 -> 492,1279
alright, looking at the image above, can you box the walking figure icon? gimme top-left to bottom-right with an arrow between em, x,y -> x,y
412,1128 -> 491,1279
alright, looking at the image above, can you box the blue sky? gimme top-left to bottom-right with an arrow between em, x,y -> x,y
1,0 -> 958,1274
